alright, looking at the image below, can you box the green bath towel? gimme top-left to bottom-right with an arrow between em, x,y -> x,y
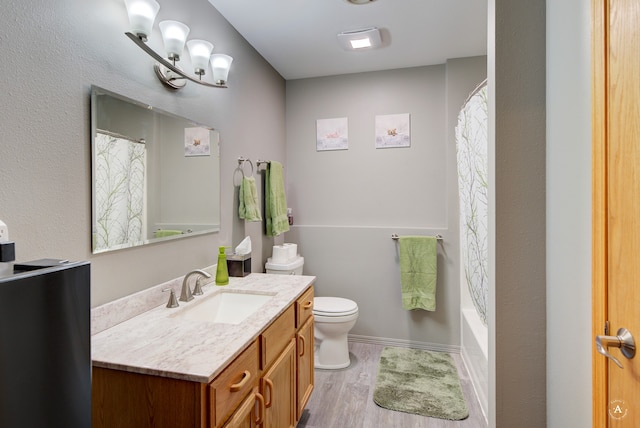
239,176 -> 262,222
265,161 -> 289,236
399,236 -> 437,311
155,230 -> 183,238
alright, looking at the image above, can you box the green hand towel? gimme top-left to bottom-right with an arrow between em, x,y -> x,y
399,236 -> 437,311
239,176 -> 262,222
155,230 -> 183,238
265,161 -> 289,236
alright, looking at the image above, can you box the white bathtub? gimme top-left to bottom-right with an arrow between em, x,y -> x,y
461,307 -> 488,420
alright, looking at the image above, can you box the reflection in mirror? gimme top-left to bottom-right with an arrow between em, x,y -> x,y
91,86 -> 220,253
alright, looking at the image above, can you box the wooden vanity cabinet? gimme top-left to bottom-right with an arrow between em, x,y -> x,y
92,339 -> 259,428
92,285 -> 314,428
258,285 -> 315,428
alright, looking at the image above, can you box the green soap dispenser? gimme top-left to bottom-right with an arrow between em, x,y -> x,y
215,246 -> 229,285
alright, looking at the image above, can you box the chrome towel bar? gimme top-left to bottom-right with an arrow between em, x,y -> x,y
391,234 -> 443,241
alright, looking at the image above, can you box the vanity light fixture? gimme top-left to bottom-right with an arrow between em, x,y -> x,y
123,0 -> 233,90
337,27 -> 382,50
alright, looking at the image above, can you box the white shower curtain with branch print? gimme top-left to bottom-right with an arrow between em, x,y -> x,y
94,132 -> 146,251
456,82 -> 488,326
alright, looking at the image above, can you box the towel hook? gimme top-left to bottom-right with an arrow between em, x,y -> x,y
237,157 -> 254,177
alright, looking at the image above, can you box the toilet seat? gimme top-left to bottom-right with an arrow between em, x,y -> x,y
313,297 -> 358,317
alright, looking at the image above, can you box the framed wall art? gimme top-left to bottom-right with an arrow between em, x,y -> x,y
375,113 -> 411,149
184,126 -> 211,157
316,117 -> 348,151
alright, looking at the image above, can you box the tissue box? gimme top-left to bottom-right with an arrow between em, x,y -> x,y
227,254 -> 251,277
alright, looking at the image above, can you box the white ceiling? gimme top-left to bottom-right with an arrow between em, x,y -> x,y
207,0 -> 488,80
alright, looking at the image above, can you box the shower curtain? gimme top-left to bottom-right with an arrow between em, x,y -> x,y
94,132 -> 146,251
456,81 -> 488,326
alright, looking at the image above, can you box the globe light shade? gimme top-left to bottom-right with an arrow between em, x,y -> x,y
123,0 -> 160,41
211,54 -> 233,85
159,20 -> 190,61
187,40 -> 214,75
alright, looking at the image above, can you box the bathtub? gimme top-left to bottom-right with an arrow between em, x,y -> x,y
461,307 -> 488,420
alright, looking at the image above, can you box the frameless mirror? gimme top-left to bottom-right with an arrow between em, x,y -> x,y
91,86 -> 220,253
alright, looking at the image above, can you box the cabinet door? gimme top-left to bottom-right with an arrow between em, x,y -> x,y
296,316 -> 314,421
261,338 -> 296,428
222,388 -> 264,428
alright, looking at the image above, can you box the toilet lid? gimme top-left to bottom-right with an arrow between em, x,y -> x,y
313,297 -> 358,316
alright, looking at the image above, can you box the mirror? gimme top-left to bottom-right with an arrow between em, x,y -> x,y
91,86 -> 220,253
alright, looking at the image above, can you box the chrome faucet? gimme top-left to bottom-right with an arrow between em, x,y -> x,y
179,269 -> 212,302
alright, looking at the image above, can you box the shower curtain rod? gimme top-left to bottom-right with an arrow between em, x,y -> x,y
96,128 -> 145,144
462,78 -> 488,106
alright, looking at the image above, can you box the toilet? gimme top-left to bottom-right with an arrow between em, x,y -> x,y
312,296 -> 358,369
265,245 -> 359,370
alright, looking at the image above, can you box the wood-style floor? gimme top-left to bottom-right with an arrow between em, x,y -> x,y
297,342 -> 487,428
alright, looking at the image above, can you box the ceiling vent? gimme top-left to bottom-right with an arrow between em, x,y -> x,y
337,27 -> 382,50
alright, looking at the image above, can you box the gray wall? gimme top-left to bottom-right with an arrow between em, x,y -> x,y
0,0 -> 286,306
546,0 -> 592,426
490,0 -> 547,426
285,58 -> 486,350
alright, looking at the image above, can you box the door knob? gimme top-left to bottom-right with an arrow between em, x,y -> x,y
595,328 -> 635,369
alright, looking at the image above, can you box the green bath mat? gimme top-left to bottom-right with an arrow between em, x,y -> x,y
373,347 -> 469,420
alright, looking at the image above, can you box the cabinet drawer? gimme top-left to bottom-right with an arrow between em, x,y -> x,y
260,304 -> 295,370
210,340 -> 260,428
295,286 -> 314,329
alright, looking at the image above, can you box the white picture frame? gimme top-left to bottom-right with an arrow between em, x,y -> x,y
375,113 -> 411,149
316,117 -> 348,151
184,127 -> 211,157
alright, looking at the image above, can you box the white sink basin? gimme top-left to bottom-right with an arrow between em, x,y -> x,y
173,290 -> 276,325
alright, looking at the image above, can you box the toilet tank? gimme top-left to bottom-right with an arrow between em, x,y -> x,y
265,256 -> 304,275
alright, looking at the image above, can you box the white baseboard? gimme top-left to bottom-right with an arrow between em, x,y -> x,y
347,334 -> 461,354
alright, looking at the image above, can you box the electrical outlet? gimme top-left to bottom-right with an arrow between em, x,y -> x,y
0,220 -> 8,242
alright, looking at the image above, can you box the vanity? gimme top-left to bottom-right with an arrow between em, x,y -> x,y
91,273 -> 315,427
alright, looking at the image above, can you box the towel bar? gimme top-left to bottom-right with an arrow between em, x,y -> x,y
391,234 -> 443,241
257,160 -> 285,169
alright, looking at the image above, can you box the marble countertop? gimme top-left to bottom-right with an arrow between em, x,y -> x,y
91,273 -> 316,384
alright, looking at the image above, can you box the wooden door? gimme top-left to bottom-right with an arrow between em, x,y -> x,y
296,316 -> 314,421
593,0 -> 640,425
222,388 -> 263,428
261,338 -> 296,428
